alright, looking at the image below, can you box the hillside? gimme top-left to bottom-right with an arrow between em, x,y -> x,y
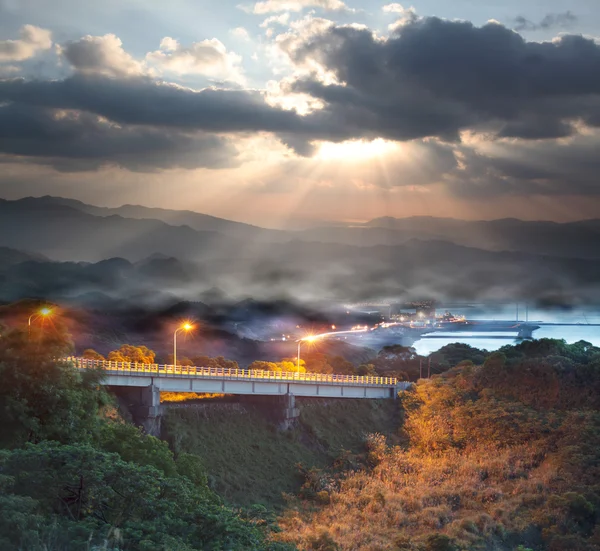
163,398 -> 398,508
276,339 -> 600,551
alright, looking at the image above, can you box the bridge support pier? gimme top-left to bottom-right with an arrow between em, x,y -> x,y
240,393 -> 300,431
280,393 -> 300,431
112,384 -> 162,437
517,324 -> 539,339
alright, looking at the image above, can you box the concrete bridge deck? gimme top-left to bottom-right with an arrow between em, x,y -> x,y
64,357 -> 407,399
63,357 -> 408,434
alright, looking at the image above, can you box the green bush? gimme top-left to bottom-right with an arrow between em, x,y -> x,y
424,534 -> 456,551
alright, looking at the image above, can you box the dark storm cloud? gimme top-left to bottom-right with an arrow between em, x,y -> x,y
2,18 -> 599,147
282,18 -> 600,145
513,11 -> 577,32
2,17 -> 600,179
0,74 -> 303,133
0,102 -> 238,171
446,134 -> 600,197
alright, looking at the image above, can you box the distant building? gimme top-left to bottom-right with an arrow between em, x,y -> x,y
416,305 -> 436,318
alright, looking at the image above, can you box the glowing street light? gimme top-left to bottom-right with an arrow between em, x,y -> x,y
28,307 -> 53,338
174,322 -> 193,367
297,335 -> 317,371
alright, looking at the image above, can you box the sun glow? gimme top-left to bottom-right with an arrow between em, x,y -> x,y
316,139 -> 398,161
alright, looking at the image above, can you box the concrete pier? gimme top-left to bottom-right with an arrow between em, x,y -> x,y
112,384 -> 162,437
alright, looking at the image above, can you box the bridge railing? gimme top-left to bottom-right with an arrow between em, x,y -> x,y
63,357 -> 398,386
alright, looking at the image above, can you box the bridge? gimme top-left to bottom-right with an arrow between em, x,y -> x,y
64,358 -> 408,434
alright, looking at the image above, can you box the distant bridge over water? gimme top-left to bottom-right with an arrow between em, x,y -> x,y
419,321 -> 600,340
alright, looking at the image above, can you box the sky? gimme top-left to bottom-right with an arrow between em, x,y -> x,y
0,0 -> 599,228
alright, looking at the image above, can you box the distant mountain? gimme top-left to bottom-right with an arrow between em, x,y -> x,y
0,247 -> 48,265
298,216 -> 600,259
26,195 -> 284,240
10,196 -> 600,260
1,196 -> 600,306
0,198 -> 239,262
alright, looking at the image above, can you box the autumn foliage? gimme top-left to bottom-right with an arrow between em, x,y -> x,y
276,339 -> 600,551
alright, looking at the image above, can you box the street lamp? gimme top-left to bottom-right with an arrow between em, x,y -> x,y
28,307 -> 53,338
296,335 -> 316,371
173,322 -> 193,367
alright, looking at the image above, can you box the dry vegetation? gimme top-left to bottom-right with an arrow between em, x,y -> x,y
276,341 -> 600,551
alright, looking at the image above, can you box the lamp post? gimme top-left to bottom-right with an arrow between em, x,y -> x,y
173,322 -> 193,367
28,307 -> 53,338
296,335 -> 316,371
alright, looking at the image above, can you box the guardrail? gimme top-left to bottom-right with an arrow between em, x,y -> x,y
63,357 -> 398,386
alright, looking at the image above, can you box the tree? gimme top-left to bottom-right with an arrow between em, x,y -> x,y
0,327 -> 108,448
190,355 -> 239,369
373,345 -> 422,380
0,441 -> 267,550
166,353 -> 193,366
357,363 -> 377,376
436,343 -> 488,367
82,348 -> 105,360
329,355 -> 356,375
97,420 -> 178,477
303,352 -> 334,374
278,358 -> 306,373
249,360 -> 279,371
108,344 -> 155,364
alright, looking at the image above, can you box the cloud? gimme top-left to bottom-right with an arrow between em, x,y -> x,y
0,71 -> 311,169
382,3 -> 406,13
2,18 -> 600,201
384,3 -> 418,31
275,17 -> 600,147
513,11 -> 577,32
145,37 -> 245,84
251,0 -> 348,14
0,74 -> 303,133
58,34 -> 144,77
60,34 -> 246,84
447,130 -> 600,197
0,65 -> 19,75
230,27 -> 251,40
260,13 -> 291,28
0,25 -> 52,62
0,102 -> 239,171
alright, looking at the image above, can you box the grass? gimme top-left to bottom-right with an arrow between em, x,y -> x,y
298,398 -> 401,453
162,398 -> 398,509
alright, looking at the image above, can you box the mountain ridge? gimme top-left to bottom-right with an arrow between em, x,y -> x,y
2,196 -> 600,263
